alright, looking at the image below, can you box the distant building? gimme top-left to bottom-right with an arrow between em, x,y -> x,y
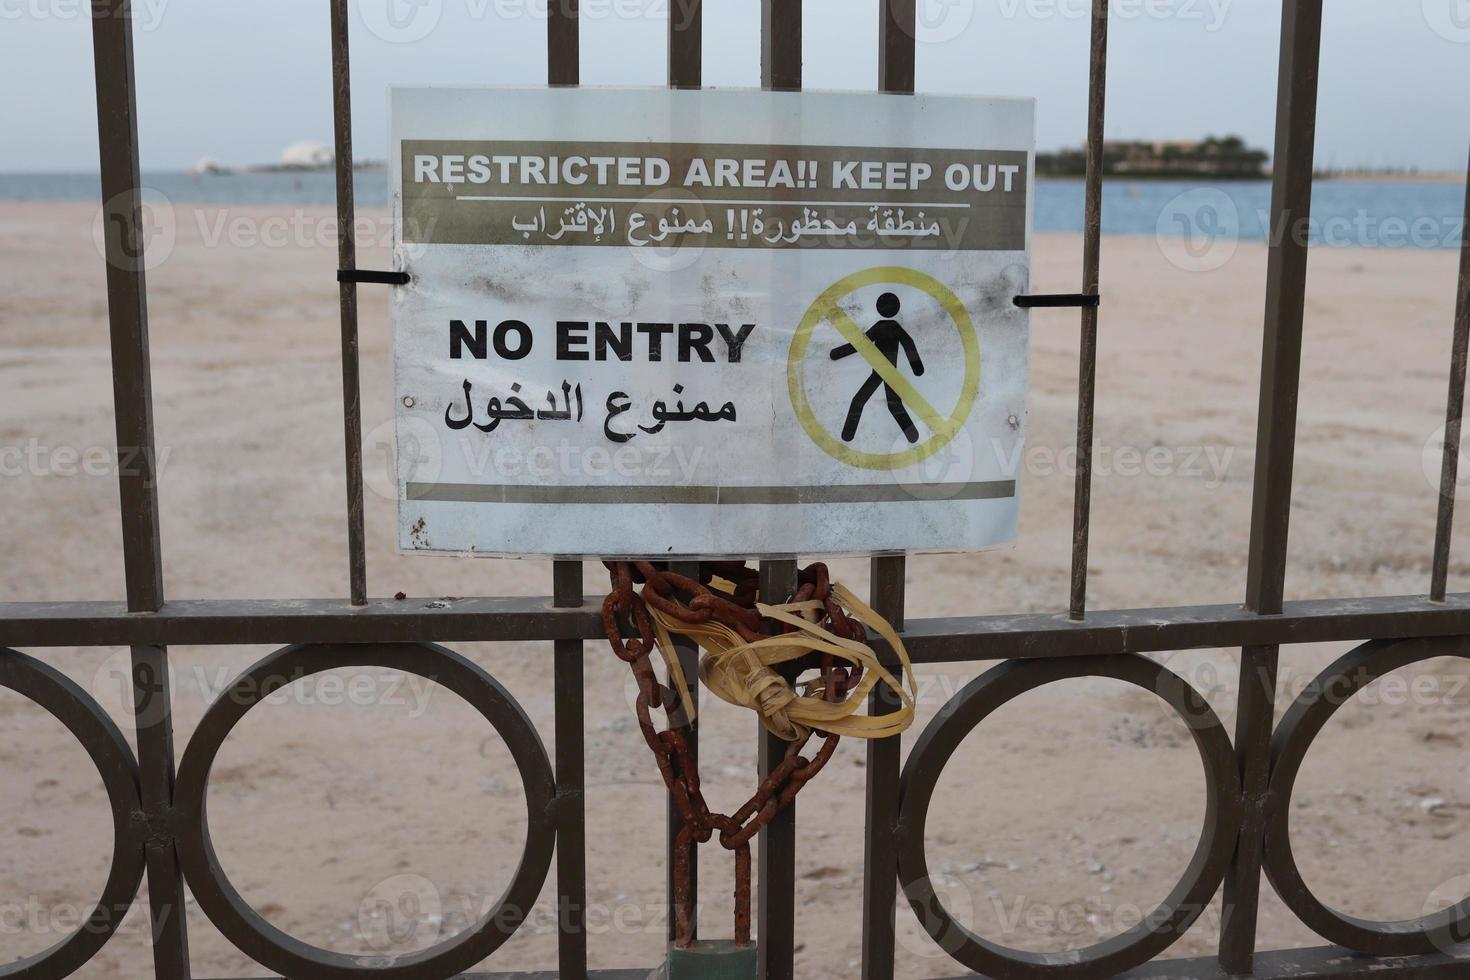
223,141 -> 382,174
1037,136 -> 1269,178
278,141 -> 334,170
188,157 -> 227,176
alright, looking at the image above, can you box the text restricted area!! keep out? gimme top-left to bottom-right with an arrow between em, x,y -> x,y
390,87 -> 1034,557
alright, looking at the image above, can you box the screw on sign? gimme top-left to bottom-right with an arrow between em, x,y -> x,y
601,560 -> 917,964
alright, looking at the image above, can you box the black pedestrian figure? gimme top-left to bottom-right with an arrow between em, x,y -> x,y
830,292 -> 925,443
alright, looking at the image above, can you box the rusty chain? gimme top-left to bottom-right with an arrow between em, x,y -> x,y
602,559 -> 867,949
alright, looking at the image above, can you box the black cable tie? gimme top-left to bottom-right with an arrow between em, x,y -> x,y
1013,293 -> 1101,309
337,269 -> 410,285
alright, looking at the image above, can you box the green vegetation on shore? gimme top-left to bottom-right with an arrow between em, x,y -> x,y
1038,135 -> 1267,179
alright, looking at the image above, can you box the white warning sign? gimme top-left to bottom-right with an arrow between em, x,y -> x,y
390,87 -> 1033,558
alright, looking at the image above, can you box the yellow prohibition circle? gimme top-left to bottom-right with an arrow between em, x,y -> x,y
788,266 -> 980,471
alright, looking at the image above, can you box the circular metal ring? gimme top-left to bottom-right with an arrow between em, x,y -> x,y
896,654 -> 1243,979
1264,635 -> 1470,955
173,642 -> 556,979
0,648 -> 146,980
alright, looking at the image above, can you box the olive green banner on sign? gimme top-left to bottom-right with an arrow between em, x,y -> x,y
406,481 -> 1018,505
400,139 -> 1029,252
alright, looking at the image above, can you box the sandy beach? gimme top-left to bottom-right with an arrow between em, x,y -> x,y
2,200 -> 1469,978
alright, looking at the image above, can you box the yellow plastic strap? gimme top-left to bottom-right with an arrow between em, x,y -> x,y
645,580 -> 917,743
650,608 -> 697,725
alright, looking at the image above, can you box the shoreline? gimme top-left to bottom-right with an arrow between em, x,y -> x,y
1,199 -> 1459,253
1036,172 -> 1465,183
2,171 -> 1463,184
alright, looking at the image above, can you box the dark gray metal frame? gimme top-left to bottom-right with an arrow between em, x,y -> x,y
3,0 -> 1470,977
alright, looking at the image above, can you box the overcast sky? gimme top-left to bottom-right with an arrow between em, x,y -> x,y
1,0 -> 1467,172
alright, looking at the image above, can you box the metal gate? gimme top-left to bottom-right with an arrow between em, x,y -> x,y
4,1 -> 1470,978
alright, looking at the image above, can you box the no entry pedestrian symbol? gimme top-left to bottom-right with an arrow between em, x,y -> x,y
788,267 -> 981,471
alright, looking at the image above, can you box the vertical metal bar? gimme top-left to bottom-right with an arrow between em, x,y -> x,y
548,13 -> 584,977
129,641 -> 190,980
1241,0 -> 1321,620
669,0 -> 702,89
662,8 -> 703,942
93,5 -> 161,615
549,0 -> 579,85
553,562 -> 587,980
667,562 -> 701,943
90,3 -> 190,977
761,0 -> 801,92
758,560 -> 799,980
755,11 -> 802,970
862,556 -> 905,980
330,0 -> 368,606
1219,2 -> 1323,973
878,0 -> 915,94
1067,0 -> 1109,621
862,11 -> 915,977
1220,642 -> 1276,973
1430,152 -> 1470,602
